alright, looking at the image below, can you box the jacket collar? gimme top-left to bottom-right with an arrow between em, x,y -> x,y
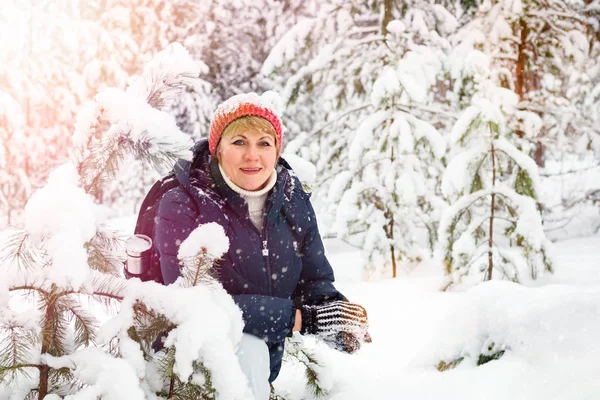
173,139 -> 209,190
210,157 -> 289,224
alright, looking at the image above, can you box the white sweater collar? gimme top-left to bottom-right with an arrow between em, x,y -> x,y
218,164 -> 277,197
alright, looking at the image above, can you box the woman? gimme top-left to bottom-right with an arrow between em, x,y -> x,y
155,92 -> 369,399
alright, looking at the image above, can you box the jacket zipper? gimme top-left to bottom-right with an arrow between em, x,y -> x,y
260,215 -> 272,295
246,209 -> 272,295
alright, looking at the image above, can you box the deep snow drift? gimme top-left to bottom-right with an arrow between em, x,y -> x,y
274,235 -> 600,400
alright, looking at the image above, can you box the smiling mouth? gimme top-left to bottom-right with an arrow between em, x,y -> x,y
240,167 -> 261,174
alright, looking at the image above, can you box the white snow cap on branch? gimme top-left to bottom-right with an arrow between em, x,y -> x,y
74,87 -> 193,162
494,137 -> 541,198
450,106 -> 481,144
437,188 -> 488,252
442,144 -> 488,198
480,84 -> 519,116
410,115 -> 447,158
73,43 -> 197,162
281,153 -> 316,187
450,98 -> 505,145
349,110 -> 390,165
42,348 -> 145,400
386,19 -> 406,34
128,42 -> 206,103
24,163 -> 96,290
100,280 -> 252,400
261,18 -> 316,76
178,222 -> 230,260
463,50 -> 491,83
396,47 -> 442,103
371,67 -> 400,107
494,186 -> 545,250
260,90 -> 286,117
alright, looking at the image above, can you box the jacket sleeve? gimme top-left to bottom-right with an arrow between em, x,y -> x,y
232,294 -> 296,342
155,187 -> 203,285
292,194 -> 346,307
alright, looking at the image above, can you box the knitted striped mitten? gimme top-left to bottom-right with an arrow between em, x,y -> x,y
300,301 -> 370,353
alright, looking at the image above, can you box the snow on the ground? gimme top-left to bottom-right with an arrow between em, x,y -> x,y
4,218 -> 600,399
536,235 -> 600,287
274,235 -> 600,400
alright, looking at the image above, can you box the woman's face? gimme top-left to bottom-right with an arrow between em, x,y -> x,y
217,129 -> 277,191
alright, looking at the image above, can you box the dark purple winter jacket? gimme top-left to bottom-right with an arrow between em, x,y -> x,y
155,140 -> 344,381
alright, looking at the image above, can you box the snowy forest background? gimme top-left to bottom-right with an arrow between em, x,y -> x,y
1,0 -> 600,399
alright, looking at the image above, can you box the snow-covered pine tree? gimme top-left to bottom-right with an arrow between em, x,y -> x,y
333,44 -> 448,278
438,51 -> 553,289
264,1 -> 457,277
0,43 -> 251,399
527,2 -> 600,235
0,1 -> 207,223
107,222 -> 256,400
446,0 -> 600,236
448,0 -> 597,151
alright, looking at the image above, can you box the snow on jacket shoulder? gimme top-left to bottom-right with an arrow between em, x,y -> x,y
154,140 -> 344,381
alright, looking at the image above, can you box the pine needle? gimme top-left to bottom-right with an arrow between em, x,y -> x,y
178,252 -> 220,288
143,64 -> 199,111
79,135 -> 128,198
132,301 -> 175,350
0,228 -> 38,272
86,229 -> 126,276
89,274 -> 127,311
38,289 -> 69,357
301,350 -> 327,398
59,297 -> 98,348
0,324 -> 40,383
48,367 -> 79,396
282,336 -> 330,398
151,346 -> 216,399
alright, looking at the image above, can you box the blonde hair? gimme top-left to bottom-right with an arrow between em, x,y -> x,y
217,116 -> 279,157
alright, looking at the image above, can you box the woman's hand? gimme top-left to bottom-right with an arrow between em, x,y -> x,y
298,301 -> 370,353
293,309 -> 302,332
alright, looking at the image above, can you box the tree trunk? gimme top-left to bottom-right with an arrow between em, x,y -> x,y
381,0 -> 393,36
38,295 -> 56,399
534,140 -> 545,167
515,18 -> 528,141
387,145 -> 397,278
168,374 -> 175,398
487,142 -> 497,281
385,211 -> 397,278
390,244 -> 397,279
515,18 -> 528,103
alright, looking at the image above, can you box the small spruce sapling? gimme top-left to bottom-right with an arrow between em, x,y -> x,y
334,46 -> 446,278
110,222 -> 252,400
276,334 -> 333,400
438,52 -> 553,288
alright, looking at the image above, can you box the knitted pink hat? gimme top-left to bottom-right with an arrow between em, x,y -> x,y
208,92 -> 284,157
